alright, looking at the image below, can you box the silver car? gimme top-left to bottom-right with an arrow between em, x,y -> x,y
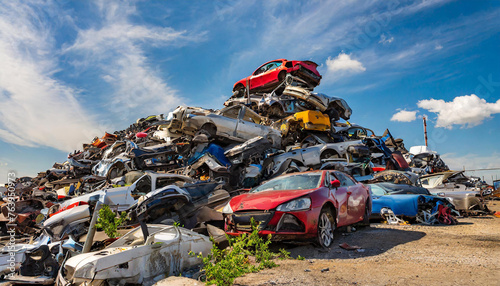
264,135 -> 362,178
167,105 -> 282,147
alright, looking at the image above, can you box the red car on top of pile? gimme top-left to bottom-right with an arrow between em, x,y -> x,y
232,59 -> 322,96
222,170 -> 371,248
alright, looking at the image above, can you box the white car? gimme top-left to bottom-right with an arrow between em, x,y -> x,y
57,225 -> 212,286
43,172 -> 194,239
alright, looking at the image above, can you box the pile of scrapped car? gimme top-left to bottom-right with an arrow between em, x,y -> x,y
0,59 -> 497,285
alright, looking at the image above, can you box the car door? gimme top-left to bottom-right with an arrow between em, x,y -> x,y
299,145 -> 322,166
339,172 -> 366,223
250,61 -> 282,89
330,171 -> 349,226
236,106 -> 269,140
213,105 -> 241,138
333,172 -> 365,224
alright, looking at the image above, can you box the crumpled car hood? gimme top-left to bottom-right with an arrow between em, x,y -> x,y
229,188 -> 319,211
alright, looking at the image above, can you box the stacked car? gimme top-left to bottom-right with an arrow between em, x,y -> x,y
0,58 -> 494,284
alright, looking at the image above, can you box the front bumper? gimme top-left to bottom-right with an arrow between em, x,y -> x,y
224,209 -> 319,241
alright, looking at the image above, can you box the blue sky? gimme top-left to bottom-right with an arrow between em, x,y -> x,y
1,0 -> 500,183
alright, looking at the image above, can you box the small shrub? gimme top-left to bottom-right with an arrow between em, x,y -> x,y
95,204 -> 128,238
197,218 -> 280,286
278,248 -> 291,260
296,255 -> 305,260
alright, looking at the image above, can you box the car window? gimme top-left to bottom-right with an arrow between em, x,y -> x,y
332,172 -> 356,187
156,177 -> 191,189
132,175 -> 152,197
254,61 -> 282,75
254,64 -> 268,75
220,106 -> 240,119
251,173 -> 322,192
370,185 -> 387,196
324,172 -> 331,186
241,108 -> 262,124
347,127 -> 366,139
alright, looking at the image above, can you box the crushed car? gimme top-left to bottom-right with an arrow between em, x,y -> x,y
167,105 -> 282,148
369,183 -> 457,225
222,170 -> 371,248
57,225 -> 211,286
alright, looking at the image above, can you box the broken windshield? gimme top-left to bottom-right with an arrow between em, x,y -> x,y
251,173 -> 322,193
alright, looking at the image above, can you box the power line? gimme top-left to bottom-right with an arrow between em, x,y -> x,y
462,167 -> 500,171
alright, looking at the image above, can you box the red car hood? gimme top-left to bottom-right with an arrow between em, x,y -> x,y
229,188 -> 319,211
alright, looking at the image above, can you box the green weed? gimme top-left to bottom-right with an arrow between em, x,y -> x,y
95,204 -> 128,238
196,217 -> 291,286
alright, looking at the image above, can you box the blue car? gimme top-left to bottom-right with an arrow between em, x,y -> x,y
369,183 -> 455,223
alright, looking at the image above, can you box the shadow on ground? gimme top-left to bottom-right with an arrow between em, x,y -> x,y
270,225 -> 426,260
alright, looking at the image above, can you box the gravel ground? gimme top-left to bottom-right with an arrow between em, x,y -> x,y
233,200 -> 500,286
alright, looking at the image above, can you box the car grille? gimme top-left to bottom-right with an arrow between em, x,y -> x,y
231,211 -> 274,231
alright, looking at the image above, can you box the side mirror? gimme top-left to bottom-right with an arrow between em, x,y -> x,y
330,180 -> 341,188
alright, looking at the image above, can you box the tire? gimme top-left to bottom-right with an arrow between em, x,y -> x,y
278,70 -> 287,82
317,206 -> 336,248
362,200 -> 371,226
233,84 -> 245,98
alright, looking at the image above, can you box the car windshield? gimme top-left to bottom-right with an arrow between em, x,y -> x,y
251,173 -> 322,193
370,185 -> 387,196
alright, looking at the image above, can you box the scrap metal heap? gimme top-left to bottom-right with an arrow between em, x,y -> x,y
0,59 -> 495,285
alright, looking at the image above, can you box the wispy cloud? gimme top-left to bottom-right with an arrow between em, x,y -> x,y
391,110 -> 417,122
222,0 -> 471,90
0,1 -> 101,151
65,1 -> 205,121
418,94 -> 500,129
379,34 -> 394,44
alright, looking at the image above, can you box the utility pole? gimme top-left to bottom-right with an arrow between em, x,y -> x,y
423,116 -> 428,147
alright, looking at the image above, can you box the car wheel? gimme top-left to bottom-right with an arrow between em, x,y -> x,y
233,84 -> 245,97
278,70 -> 287,82
317,206 -> 336,248
362,200 -> 371,226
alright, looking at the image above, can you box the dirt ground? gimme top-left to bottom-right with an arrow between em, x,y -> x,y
232,200 -> 500,286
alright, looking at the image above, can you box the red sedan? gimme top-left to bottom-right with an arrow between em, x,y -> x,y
222,170 -> 371,247
232,59 -> 322,96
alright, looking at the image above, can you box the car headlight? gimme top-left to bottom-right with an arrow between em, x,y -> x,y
74,261 -> 96,279
222,201 -> 233,214
276,197 -> 311,212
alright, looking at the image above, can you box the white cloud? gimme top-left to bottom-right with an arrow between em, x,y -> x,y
391,110 -> 417,122
435,44 -> 443,50
379,34 -> 394,44
0,2 -> 102,151
417,94 -> 500,129
65,1 -> 204,121
326,53 -> 366,76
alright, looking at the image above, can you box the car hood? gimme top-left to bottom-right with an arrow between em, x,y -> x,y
229,188 -> 319,211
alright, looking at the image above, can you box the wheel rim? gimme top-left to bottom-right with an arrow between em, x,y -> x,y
319,212 -> 334,247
